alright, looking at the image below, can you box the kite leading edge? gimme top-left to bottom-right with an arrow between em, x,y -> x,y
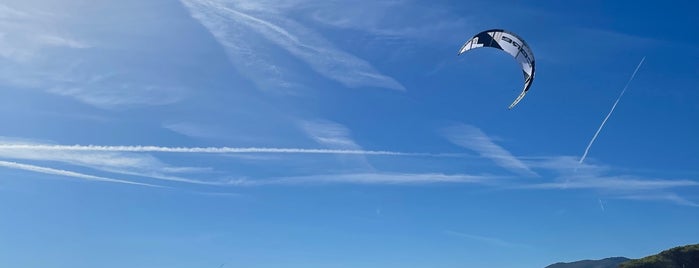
458,29 -> 535,109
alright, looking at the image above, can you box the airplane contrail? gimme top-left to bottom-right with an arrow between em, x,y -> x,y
579,57 -> 646,165
0,160 -> 161,187
0,144 -> 473,157
0,144 -> 423,156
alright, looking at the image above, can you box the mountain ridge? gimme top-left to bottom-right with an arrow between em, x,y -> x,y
546,244 -> 699,268
545,257 -> 630,268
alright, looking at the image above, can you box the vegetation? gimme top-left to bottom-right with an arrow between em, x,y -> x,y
545,257 -> 630,268
619,244 -> 699,268
546,244 -> 699,268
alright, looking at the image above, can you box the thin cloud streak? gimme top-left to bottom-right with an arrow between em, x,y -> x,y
98,168 -> 227,186
443,124 -> 537,177
0,144 -> 430,156
299,119 -> 375,170
521,177 -> 699,191
300,120 -> 361,149
180,0 -> 404,90
0,3 -> 187,108
516,155 -> 699,207
616,193 -> 699,207
307,1 -> 467,41
0,160 -> 160,187
0,141 -> 471,187
0,140 -> 227,186
226,172 -> 500,186
444,230 -> 530,249
579,57 -> 646,164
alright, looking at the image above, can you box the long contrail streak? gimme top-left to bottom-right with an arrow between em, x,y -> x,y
0,144 -> 446,157
579,57 -> 645,165
0,160 -> 161,187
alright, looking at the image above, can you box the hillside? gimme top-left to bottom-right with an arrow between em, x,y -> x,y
619,244 -> 699,268
545,257 -> 631,268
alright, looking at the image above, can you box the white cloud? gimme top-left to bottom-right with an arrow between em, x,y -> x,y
0,141 -> 449,187
0,143 -> 167,171
222,0 -> 468,42
524,155 -> 609,176
227,172 -> 498,186
444,230 -> 530,249
0,3 -> 28,19
523,177 -> 699,191
615,193 -> 699,208
180,0 -> 404,91
521,155 -> 699,190
0,2 -> 187,108
0,144 -> 417,156
164,122 -> 224,140
47,81 -> 186,108
298,119 -> 377,171
36,34 -> 91,49
516,155 -> 699,207
305,0 -> 468,41
300,120 -> 360,149
443,124 -> 537,177
0,139 -> 218,185
0,137 -> 694,209
0,160 -> 159,187
0,4 -> 89,63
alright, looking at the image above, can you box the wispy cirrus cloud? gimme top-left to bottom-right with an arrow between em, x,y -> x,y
0,140 -> 191,173
0,2 -> 188,108
164,122 -> 225,140
0,160 -> 159,187
35,34 -> 91,49
0,141 -> 457,187
0,4 -> 90,63
522,177 -> 699,191
223,0 -> 469,42
523,155 -> 699,190
299,119 -> 376,171
523,155 -> 609,176
1,132 -> 695,208
228,172 -> 498,186
300,120 -> 361,149
442,125 -> 696,207
444,230 -> 530,249
180,0 -> 404,91
0,139 -> 218,185
0,138 -> 496,187
0,144 -> 420,156
304,0 -> 468,41
615,193 -> 699,207
45,78 -> 186,108
443,124 -> 537,177
518,155 -> 699,207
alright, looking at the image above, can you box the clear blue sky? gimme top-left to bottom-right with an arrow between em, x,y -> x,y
1,0 -> 698,267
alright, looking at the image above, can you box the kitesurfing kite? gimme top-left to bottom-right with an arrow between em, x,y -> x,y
458,29 -> 535,109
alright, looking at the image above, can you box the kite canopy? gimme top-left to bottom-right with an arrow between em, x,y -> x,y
458,29 -> 535,109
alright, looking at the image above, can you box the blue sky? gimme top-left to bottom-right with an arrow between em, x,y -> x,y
1,0 -> 698,267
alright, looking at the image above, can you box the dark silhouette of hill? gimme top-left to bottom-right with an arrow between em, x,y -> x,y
545,257 -> 630,268
546,244 -> 699,268
619,244 -> 699,268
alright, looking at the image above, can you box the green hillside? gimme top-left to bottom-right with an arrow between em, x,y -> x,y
545,257 -> 630,268
619,244 -> 699,268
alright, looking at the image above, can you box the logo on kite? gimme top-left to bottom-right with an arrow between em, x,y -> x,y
458,29 -> 536,109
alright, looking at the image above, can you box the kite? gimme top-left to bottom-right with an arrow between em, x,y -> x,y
458,29 -> 535,109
